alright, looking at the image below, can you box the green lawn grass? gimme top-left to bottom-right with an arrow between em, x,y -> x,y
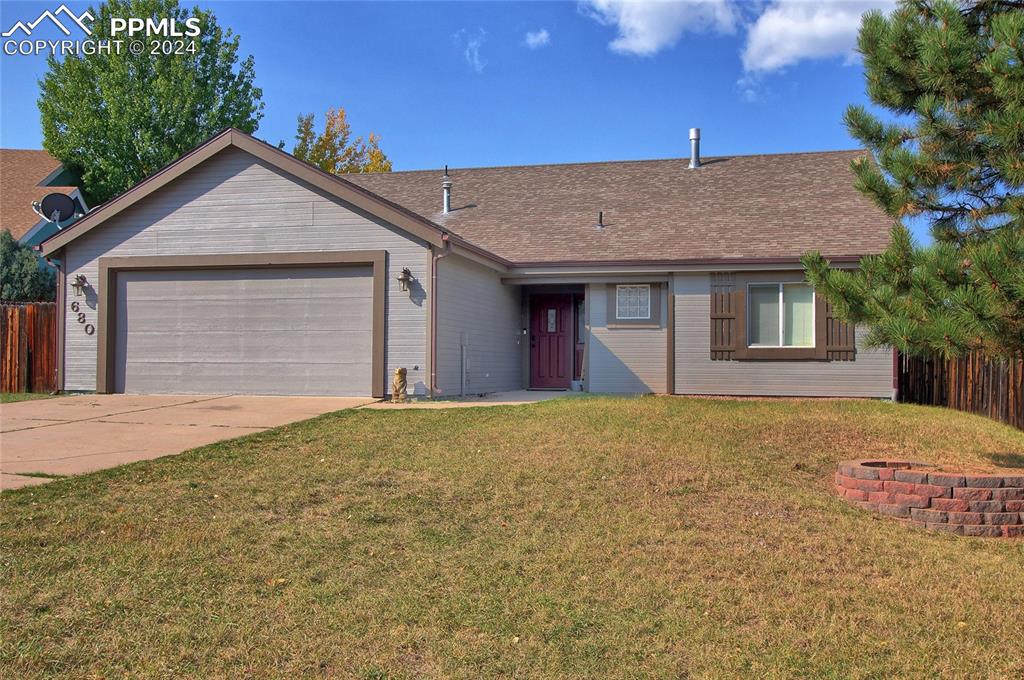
0,392 -> 56,403
1,396 -> 1022,678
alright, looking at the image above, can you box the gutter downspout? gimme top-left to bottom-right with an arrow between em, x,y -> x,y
429,233 -> 453,396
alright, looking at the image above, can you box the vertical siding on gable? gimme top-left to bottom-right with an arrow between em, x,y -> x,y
435,254 -> 522,395
61,147 -> 430,395
673,272 -> 892,397
587,283 -> 667,394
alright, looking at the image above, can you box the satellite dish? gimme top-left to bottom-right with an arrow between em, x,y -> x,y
39,193 -> 76,222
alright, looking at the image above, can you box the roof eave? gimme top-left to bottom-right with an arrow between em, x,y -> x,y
506,254 -> 865,270
39,129 -> 478,258
497,255 -> 872,279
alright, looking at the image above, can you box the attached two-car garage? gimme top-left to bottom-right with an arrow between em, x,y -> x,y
113,265 -> 373,396
94,252 -> 387,398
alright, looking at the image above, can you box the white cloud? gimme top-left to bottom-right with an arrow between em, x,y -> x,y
524,28 -> 551,49
741,1 -> 895,74
580,0 -> 737,56
579,0 -> 897,81
737,74 -> 762,103
453,28 -> 487,73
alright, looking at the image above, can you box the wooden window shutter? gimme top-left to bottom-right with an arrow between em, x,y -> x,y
822,298 -> 856,361
710,273 -> 742,360
712,278 -> 854,362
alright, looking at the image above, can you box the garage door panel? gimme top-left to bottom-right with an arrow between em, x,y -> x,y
121,361 -> 372,396
124,302 -> 371,333
130,282 -> 373,302
122,331 -> 372,364
115,266 -> 373,396
122,267 -> 369,290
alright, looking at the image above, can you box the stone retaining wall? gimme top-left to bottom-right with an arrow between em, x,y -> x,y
835,460 -> 1024,538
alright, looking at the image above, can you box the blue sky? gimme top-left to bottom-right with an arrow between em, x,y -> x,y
1,0 -> 898,170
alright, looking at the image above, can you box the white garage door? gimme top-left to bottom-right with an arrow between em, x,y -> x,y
113,266 -> 373,395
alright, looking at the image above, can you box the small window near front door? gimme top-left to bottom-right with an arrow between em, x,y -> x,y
547,308 -> 557,332
575,298 -> 585,342
574,296 -> 585,380
616,284 -> 651,320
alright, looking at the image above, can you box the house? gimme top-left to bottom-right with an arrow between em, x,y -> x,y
0,149 -> 87,246
38,128 -> 895,399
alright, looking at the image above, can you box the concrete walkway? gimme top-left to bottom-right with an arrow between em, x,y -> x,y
360,389 -> 574,410
0,394 -> 373,491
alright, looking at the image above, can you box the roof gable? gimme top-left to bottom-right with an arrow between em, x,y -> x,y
40,129 -> 457,257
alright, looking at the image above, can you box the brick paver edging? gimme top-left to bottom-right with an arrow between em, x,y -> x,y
835,460 -> 1024,538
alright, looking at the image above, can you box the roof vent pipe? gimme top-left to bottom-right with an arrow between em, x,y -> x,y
442,165 -> 452,214
689,128 -> 701,169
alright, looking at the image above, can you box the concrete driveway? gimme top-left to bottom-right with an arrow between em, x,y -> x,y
0,394 -> 374,491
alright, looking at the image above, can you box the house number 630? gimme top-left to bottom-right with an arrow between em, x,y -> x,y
70,301 -> 95,336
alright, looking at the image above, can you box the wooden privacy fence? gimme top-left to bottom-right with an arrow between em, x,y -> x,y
898,351 -> 1024,430
1,302 -> 58,393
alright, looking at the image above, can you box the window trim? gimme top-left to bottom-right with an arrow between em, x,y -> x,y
615,284 -> 652,320
730,272 -> 828,361
746,282 -> 816,349
605,283 -> 662,328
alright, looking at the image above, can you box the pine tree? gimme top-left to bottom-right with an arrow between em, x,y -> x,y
802,0 -> 1024,358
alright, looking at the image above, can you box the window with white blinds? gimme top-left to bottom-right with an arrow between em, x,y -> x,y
747,283 -> 814,347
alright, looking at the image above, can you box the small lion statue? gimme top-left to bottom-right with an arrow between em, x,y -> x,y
391,367 -> 408,403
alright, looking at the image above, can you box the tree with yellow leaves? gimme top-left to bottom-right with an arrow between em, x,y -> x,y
292,107 -> 392,174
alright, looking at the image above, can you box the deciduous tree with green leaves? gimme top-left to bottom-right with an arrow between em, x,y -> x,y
802,0 -> 1024,358
38,0 -> 264,205
1,232 -> 55,302
292,108 -> 392,174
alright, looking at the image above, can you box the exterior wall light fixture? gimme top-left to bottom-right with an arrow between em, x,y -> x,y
396,267 -> 413,292
71,274 -> 88,297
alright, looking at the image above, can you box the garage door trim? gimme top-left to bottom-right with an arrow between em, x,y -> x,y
96,250 -> 387,397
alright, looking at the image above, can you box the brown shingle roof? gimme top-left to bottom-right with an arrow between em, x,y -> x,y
345,150 -> 892,265
0,149 -> 78,240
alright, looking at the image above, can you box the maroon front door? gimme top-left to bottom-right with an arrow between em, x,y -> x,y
530,294 -> 572,389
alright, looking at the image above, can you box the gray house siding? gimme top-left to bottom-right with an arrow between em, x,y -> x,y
435,254 -> 522,395
586,283 -> 668,393
61,147 -> 430,394
672,272 -> 893,397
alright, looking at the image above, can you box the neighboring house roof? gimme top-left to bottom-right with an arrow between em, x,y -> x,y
0,149 -> 80,241
345,150 -> 893,265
